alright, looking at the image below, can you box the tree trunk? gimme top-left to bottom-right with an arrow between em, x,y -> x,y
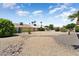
77,16 -> 79,25
68,30 -> 70,35
76,21 -> 79,25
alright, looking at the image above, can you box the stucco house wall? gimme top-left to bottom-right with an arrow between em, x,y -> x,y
14,23 -> 37,32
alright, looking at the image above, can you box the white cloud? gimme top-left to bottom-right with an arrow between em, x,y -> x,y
59,7 -> 76,17
55,7 -> 77,22
2,3 -> 21,10
15,5 -> 21,9
48,5 -> 53,10
46,6 -> 77,27
32,10 -> 43,16
28,3 -> 31,6
2,3 -> 16,9
16,10 -> 30,16
49,7 -> 60,14
48,3 -> 77,26
49,4 -> 68,14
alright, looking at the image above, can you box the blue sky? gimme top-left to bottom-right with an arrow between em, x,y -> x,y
0,3 -> 79,27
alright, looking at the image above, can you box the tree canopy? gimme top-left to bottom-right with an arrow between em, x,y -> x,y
0,18 -> 15,37
66,23 -> 76,30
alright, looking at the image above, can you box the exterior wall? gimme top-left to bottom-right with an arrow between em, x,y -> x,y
14,24 -> 38,32
15,27 -> 37,33
21,27 -> 34,32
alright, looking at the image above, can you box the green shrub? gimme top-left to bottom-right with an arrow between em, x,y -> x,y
54,27 -> 60,31
75,26 -> 79,32
0,18 -> 15,37
65,23 -> 76,35
66,23 -> 76,30
27,28 -> 32,34
60,28 -> 67,32
49,24 -> 54,30
38,27 -> 45,31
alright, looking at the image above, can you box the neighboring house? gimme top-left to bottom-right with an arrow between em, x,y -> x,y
14,23 -> 38,32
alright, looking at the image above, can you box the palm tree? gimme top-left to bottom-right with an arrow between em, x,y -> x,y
33,21 -> 36,26
68,11 -> 79,25
40,21 -> 42,28
68,11 -> 79,35
31,21 -> 34,25
20,22 -> 23,25
31,21 -> 36,26
68,11 -> 79,48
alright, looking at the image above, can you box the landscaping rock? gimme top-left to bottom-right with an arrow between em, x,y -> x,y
0,42 -> 24,56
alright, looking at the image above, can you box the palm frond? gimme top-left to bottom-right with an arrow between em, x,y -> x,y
68,13 -> 78,21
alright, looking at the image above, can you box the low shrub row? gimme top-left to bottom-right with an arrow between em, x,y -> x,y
37,27 -> 45,31
60,28 -> 67,32
54,27 -> 60,31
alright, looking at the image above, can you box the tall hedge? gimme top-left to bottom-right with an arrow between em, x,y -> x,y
0,18 -> 15,37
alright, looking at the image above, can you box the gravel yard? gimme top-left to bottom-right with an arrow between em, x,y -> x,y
0,31 -> 79,56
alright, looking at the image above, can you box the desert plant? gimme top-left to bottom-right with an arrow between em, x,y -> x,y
0,18 -> 15,37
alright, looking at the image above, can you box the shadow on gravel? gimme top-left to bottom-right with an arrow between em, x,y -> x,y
0,34 -> 19,38
52,33 -> 75,50
77,34 -> 79,39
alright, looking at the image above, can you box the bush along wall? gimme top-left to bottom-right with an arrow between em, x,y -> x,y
60,28 -> 67,32
0,18 -> 16,37
75,26 -> 79,32
54,27 -> 60,31
37,27 -> 45,31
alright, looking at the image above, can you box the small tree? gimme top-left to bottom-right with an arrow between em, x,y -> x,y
0,18 -> 15,37
60,26 -> 67,32
20,22 -> 23,25
44,26 -> 49,31
49,24 -> 54,30
66,23 -> 76,35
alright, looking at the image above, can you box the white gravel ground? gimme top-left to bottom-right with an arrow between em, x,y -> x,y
1,31 -> 79,56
